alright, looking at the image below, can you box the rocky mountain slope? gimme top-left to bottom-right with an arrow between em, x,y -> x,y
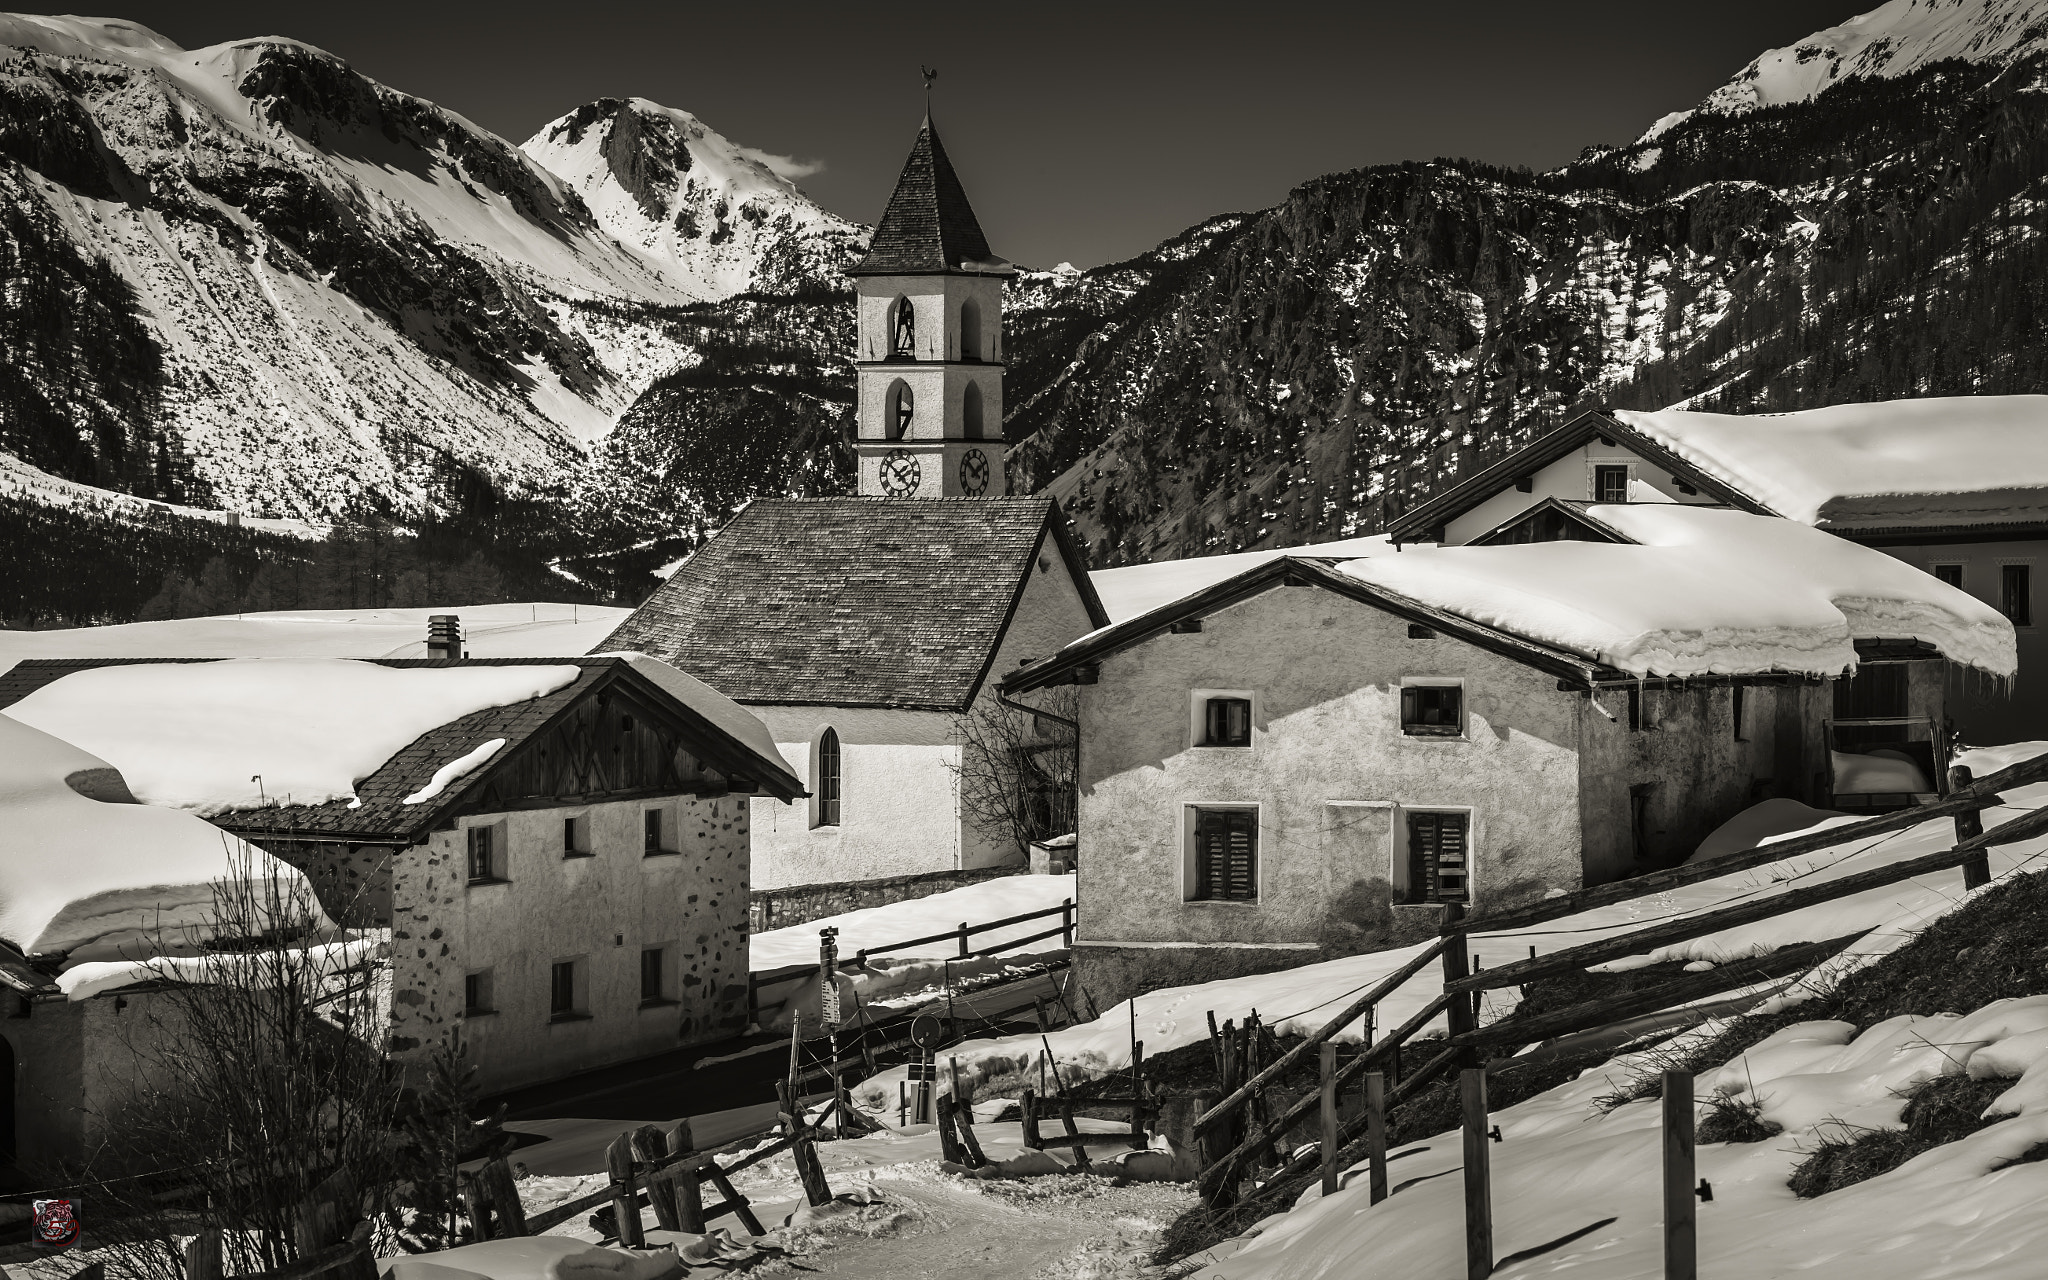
1006,0 -> 2048,565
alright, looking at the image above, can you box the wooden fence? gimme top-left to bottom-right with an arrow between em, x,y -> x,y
1186,749 -> 2048,1276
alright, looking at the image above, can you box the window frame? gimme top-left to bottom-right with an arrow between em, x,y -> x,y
639,946 -> 678,1008
2001,560 -> 2033,628
1931,562 -> 1965,591
463,968 -> 496,1018
1188,689 -> 1258,751
1592,463 -> 1631,504
548,957 -> 590,1022
465,822 -> 507,885
1182,803 -> 1261,904
813,727 -> 843,828
1397,807 -> 1475,906
1399,677 -> 1467,739
561,813 -> 592,859
643,806 -> 676,858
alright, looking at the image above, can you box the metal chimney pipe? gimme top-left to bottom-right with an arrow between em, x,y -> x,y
427,614 -> 462,661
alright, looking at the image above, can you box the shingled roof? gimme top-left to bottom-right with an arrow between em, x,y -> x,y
848,117 -> 1012,277
598,497 -> 1108,711
0,657 -> 803,841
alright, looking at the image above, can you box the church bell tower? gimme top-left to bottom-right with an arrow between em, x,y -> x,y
847,117 -> 1014,498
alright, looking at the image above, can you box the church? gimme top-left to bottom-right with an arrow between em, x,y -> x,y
601,116 -> 1109,892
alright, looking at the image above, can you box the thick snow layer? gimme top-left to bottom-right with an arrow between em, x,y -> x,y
0,714 -> 324,956
751,873 -> 1077,974
1617,396 -> 2048,526
602,653 -> 787,783
57,936 -> 377,1002
1686,797 -> 1844,863
1337,504 -> 2016,678
4,659 -> 578,815
0,604 -> 630,676
1090,536 -> 1396,625
863,749 -> 2048,1108
1639,0 -> 2048,143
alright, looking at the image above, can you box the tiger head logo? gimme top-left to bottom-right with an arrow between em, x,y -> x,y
33,1198 -> 79,1248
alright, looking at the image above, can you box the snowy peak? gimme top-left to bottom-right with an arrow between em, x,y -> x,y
1642,0 -> 2048,139
522,96 -> 866,300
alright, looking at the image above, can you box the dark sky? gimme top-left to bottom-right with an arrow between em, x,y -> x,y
80,1 -> 1861,267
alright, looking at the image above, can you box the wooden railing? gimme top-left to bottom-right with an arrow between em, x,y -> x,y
1190,747 -> 2048,1248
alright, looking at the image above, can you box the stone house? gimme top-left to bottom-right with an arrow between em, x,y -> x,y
0,653 -> 802,1097
601,115 -> 1110,892
1387,397 -> 2048,743
1001,507 -> 2014,1009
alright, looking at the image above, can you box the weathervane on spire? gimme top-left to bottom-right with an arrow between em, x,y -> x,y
921,65 -> 938,111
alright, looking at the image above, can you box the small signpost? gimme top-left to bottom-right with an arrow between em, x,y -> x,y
820,927 -> 844,1138
909,1014 -> 944,1124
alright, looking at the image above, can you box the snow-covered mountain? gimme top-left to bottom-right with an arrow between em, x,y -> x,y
1642,0 -> 2048,140
522,97 -> 865,300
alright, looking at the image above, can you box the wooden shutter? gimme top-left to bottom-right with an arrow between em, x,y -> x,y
1408,812 -> 1470,904
1194,808 -> 1257,901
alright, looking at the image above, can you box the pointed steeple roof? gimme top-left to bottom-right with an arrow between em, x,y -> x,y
849,117 -> 1014,276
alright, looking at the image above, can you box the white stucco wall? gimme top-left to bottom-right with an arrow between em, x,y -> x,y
387,794 -> 751,1095
854,275 -> 1005,363
1443,443 -> 1721,544
1884,538 -> 2042,743
1073,586 -> 1587,956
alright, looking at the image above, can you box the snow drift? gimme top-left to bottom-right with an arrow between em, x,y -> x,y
3,658 -> 579,814
0,714 -> 324,957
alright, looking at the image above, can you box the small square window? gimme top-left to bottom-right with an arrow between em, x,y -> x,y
1593,465 -> 1630,503
1401,684 -> 1463,737
466,826 -> 499,883
464,969 -> 495,1016
1187,807 -> 1258,902
562,815 -> 592,858
1203,697 -> 1251,747
2002,564 -> 2031,626
1933,563 -> 1964,589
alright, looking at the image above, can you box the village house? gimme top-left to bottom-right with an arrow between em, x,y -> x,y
1001,505 -> 2016,1009
602,116 -> 1108,894
1385,396 -> 2048,743
0,644 -> 802,1100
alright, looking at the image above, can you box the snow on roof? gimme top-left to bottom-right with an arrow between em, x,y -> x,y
0,604 -> 631,677
1615,396 -> 2048,526
1335,505 -> 2015,678
2,659 -> 579,816
1090,535 -> 1396,625
0,714 -> 326,958
601,652 -> 787,776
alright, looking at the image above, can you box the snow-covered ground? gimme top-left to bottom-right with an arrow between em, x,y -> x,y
0,603 -> 629,674
861,746 -> 2048,1116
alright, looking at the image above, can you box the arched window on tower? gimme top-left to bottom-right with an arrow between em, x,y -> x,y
886,381 -> 913,440
813,727 -> 841,828
963,381 -> 985,439
960,297 -> 983,362
891,297 -> 915,358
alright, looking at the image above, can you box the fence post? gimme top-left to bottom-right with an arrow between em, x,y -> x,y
1365,1070 -> 1389,1204
936,1093 -> 966,1165
674,1166 -> 706,1232
1320,1042 -> 1340,1195
1461,1068 -> 1493,1280
1953,765 -> 1991,889
959,921 -> 971,958
1131,1039 -> 1150,1150
1664,1069 -> 1697,1280
633,1126 -> 681,1234
607,1130 -> 645,1248
184,1231 -> 224,1280
1061,897 -> 1074,947
1020,1087 -> 1043,1149
1442,905 -> 1477,1069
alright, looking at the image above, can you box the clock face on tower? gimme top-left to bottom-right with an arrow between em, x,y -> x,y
959,448 -> 991,497
879,449 -> 921,497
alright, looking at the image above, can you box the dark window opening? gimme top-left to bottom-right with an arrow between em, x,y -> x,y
815,728 -> 842,827
1834,662 -> 1913,753
1933,563 -> 1964,589
563,816 -> 592,858
1732,686 -> 1747,741
643,809 -> 667,855
1628,686 -> 1642,733
550,961 -> 577,1019
1405,811 -> 1469,904
1630,785 -> 1655,861
1594,465 -> 1629,503
464,971 -> 492,1015
1202,697 -> 1251,746
891,297 -> 915,357
1514,475 -> 1533,493
1190,808 -> 1257,902
2003,564 -> 2032,626
1401,685 -> 1463,736
641,949 -> 666,1004
466,827 -> 495,882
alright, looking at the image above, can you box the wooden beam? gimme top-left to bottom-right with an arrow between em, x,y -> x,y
1458,749 -> 2048,936
1447,841 -> 1987,994
1449,934 -> 1861,1049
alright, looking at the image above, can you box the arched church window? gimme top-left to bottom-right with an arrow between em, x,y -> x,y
891,297 -> 915,358
887,381 -> 913,440
963,381 -> 985,439
960,297 -> 983,362
813,727 -> 841,828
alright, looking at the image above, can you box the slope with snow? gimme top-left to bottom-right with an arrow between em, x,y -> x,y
522,97 -> 866,302
1644,0 -> 2048,141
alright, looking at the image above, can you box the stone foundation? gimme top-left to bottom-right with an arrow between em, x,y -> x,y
748,861 -> 1027,935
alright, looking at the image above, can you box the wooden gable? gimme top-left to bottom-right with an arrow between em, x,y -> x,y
465,682 -> 726,814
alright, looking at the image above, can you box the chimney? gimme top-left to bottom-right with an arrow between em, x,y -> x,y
427,614 -> 463,661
